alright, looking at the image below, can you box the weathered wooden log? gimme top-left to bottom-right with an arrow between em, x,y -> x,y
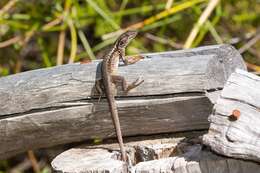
0,44 -> 246,159
203,69 -> 260,162
51,134 -> 260,173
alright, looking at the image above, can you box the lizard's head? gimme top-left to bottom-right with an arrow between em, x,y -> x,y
115,30 -> 137,49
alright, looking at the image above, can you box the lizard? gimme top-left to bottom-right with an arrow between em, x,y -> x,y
96,30 -> 144,162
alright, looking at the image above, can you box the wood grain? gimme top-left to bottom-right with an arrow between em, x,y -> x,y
51,135 -> 260,173
203,69 -> 260,163
0,44 -> 246,159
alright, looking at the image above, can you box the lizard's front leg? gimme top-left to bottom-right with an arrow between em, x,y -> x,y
112,75 -> 144,93
119,49 -> 144,65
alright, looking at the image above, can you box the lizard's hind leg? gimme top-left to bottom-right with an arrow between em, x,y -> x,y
111,75 -> 144,94
95,79 -> 104,102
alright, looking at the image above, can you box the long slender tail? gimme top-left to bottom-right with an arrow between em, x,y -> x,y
106,93 -> 127,162
103,75 -> 127,162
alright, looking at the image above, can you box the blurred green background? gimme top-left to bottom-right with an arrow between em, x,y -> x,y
0,0 -> 259,172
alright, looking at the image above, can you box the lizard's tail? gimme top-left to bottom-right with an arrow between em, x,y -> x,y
104,78 -> 127,162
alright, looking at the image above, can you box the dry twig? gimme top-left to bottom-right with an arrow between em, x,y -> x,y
57,30 -> 66,65
0,0 -> 18,16
56,0 -> 71,65
0,36 -> 21,48
165,0 -> 174,9
248,48 -> 260,60
27,150 -> 40,173
42,16 -> 63,31
68,19 -> 77,64
102,0 -> 206,40
239,33 -> 260,54
246,62 -> 260,72
184,0 -> 220,48
10,158 -> 31,173
145,33 -> 183,49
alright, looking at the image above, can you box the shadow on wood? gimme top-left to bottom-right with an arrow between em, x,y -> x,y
51,133 -> 260,173
0,44 -> 246,159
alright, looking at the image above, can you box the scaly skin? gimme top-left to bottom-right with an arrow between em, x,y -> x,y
100,30 -> 144,162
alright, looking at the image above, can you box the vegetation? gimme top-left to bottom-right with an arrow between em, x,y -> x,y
0,0 -> 259,172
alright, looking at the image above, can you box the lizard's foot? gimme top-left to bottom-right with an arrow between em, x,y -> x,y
132,77 -> 144,86
95,79 -> 104,102
126,77 -> 144,93
125,55 -> 144,64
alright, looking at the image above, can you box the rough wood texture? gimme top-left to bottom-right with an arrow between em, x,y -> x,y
0,44 -> 246,159
203,69 -> 260,163
51,135 -> 260,173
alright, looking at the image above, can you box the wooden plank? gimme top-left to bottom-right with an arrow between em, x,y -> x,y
0,44 -> 246,159
203,69 -> 260,163
51,135 -> 260,173
0,44 -> 245,116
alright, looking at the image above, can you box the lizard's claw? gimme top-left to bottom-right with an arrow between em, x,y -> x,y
132,77 -> 144,86
97,95 -> 102,103
126,77 -> 144,93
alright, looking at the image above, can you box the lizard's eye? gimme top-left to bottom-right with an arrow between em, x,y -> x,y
119,41 -> 125,47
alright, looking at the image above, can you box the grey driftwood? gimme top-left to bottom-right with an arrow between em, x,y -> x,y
203,69 -> 260,162
51,134 -> 260,173
0,44 -> 246,159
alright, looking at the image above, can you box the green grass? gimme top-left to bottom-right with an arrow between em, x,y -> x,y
0,0 -> 258,75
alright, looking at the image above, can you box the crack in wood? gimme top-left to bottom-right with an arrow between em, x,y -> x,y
220,96 -> 260,111
0,45 -> 247,159
0,104 -> 91,119
0,89 -> 221,120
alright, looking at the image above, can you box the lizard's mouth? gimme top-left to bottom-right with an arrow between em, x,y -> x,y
127,30 -> 138,39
